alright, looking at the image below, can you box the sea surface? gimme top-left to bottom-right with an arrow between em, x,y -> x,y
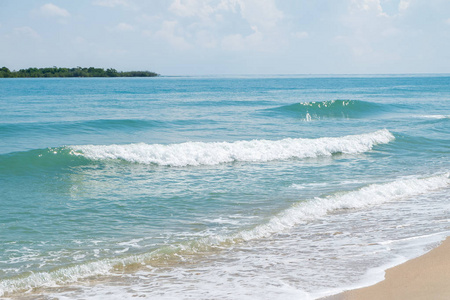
0,75 -> 449,299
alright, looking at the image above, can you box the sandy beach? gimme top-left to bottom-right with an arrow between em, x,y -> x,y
325,236 -> 450,300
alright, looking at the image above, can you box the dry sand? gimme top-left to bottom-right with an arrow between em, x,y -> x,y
324,236 -> 450,300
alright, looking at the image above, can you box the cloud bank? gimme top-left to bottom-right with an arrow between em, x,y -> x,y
0,0 -> 449,75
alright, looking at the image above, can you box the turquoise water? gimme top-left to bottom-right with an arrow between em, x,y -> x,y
0,76 -> 449,299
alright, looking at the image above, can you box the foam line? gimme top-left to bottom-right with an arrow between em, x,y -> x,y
71,129 -> 395,167
1,172 -> 448,297
237,173 -> 450,241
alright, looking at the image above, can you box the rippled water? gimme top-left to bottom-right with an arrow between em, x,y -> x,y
0,76 -> 449,299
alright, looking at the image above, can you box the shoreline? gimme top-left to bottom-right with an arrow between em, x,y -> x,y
323,236 -> 450,300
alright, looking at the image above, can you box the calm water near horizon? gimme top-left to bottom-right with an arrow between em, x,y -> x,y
0,75 -> 449,299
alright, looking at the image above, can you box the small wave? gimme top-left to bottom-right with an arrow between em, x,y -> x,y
418,115 -> 450,120
237,173 -> 450,241
70,129 -> 395,167
0,148 -> 90,174
0,119 -> 165,137
265,100 -> 385,120
1,172 -> 448,297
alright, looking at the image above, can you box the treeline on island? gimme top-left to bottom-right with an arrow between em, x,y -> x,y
0,67 -> 159,78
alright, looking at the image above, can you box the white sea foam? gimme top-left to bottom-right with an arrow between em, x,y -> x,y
237,173 -> 450,241
0,260 -> 112,296
71,129 -> 394,167
419,114 -> 449,119
2,172 -> 448,297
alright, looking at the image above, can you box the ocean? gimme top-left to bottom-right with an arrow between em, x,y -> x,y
0,75 -> 449,299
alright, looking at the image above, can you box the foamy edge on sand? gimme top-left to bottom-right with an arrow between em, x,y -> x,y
1,172 -> 449,297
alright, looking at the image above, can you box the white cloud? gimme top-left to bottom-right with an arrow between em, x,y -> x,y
235,0 -> 283,29
155,21 -> 191,50
162,0 -> 285,53
195,30 -> 217,48
168,0 -> 283,29
398,0 -> 410,12
221,33 -> 247,51
221,25 -> 262,51
292,31 -> 309,39
114,23 -> 135,32
137,14 -> 163,24
39,3 -> 70,18
445,18 -> 450,25
13,26 -> 41,39
93,0 -> 135,9
169,0 -> 215,19
335,0 -> 405,64
350,0 -> 387,17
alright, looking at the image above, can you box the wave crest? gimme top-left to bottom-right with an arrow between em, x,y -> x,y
266,100 -> 385,119
1,172 -> 448,297
71,129 -> 395,167
237,173 -> 450,241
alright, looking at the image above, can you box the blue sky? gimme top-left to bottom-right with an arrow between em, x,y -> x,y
1,0 -> 449,75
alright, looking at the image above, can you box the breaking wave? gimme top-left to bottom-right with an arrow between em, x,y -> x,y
237,173 -> 450,240
265,100 -> 387,119
1,172 -> 448,297
0,129 -> 395,173
70,129 -> 394,167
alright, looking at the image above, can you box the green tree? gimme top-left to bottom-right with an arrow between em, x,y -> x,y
0,67 -> 159,78
106,68 -> 118,77
0,67 -> 12,78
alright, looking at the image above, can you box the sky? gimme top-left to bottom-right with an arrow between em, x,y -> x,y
0,0 -> 449,75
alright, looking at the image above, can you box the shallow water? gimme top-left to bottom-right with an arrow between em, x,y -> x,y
0,75 -> 449,299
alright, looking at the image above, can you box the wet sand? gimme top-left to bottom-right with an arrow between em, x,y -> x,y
325,236 -> 450,300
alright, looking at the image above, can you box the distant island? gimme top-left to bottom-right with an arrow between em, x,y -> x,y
0,67 -> 159,78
